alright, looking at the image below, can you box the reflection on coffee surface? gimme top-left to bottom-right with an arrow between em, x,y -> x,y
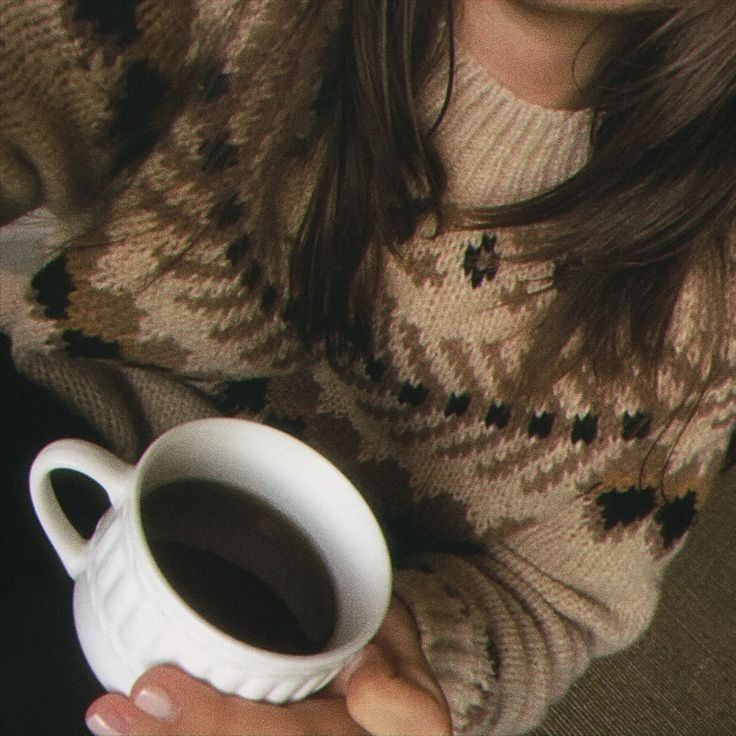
141,479 -> 337,655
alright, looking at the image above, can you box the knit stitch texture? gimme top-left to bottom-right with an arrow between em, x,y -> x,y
1,2 -> 735,734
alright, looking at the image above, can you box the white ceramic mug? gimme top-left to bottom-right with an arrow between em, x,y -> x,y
29,418 -> 392,703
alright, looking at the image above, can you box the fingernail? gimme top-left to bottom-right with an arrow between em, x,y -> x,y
86,711 -> 127,736
134,685 -> 179,720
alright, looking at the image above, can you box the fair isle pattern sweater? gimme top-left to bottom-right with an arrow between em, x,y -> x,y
2,2 -> 736,734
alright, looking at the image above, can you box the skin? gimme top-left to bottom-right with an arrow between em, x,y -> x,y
85,598 -> 452,736
85,2 -> 676,734
520,0 -> 670,12
458,0 -> 675,108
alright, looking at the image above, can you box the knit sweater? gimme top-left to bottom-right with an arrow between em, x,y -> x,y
2,2 -> 735,735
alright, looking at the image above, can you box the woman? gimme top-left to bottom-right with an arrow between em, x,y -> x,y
1,1 -> 735,734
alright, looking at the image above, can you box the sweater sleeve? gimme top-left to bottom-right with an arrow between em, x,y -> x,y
14,350 -> 221,462
0,0 -> 215,229
393,499 -> 679,735
0,1 -> 123,227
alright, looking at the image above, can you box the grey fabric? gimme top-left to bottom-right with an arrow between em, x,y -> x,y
15,353 -> 218,462
533,469 -> 736,735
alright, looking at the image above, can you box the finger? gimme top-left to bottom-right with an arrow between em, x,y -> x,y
86,692 -> 140,736
344,645 -> 452,736
370,598 -> 449,709
131,666 -> 366,735
86,665 -> 243,736
86,665 -> 367,736
329,598 -> 427,697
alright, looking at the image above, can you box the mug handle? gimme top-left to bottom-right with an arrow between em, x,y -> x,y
29,440 -> 134,579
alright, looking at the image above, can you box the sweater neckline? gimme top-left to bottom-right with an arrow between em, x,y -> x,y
424,43 -> 594,208
453,42 -> 593,121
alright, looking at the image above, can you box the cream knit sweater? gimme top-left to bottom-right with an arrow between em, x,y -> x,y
2,2 -> 735,734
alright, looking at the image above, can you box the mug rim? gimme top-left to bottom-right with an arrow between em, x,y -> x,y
127,418 -> 392,670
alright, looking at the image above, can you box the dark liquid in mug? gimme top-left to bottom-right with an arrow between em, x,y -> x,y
140,479 -> 337,655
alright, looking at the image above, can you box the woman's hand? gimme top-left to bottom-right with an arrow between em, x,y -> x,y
85,598 -> 453,736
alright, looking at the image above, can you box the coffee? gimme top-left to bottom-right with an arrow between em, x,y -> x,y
140,479 -> 337,655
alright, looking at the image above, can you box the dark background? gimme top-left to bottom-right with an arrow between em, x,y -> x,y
1,333 -> 107,734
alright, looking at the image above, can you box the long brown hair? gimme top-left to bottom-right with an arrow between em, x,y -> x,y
291,0 -> 452,360
291,0 -> 736,376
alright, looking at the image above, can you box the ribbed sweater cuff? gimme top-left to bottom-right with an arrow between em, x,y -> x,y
394,562 -> 499,736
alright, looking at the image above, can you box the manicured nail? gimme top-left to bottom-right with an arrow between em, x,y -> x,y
86,711 -> 127,736
134,685 -> 179,720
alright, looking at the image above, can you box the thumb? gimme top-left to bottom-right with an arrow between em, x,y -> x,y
343,644 -> 451,736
